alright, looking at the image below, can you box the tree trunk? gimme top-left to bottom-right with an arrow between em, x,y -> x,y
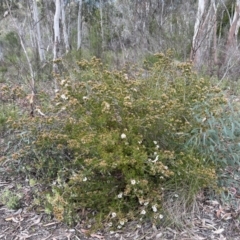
77,0 -> 83,50
53,0 -> 61,77
99,0 -> 104,52
213,2 -> 218,65
61,0 -> 70,53
191,0 -> 206,63
225,0 -> 240,51
220,0 -> 240,79
32,0 -> 45,62
161,0 -> 164,26
190,0 -> 217,71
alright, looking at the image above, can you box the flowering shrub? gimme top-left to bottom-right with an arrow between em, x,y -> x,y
8,52 -> 226,228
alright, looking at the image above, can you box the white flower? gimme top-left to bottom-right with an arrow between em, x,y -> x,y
159,214 -> 164,219
117,225 -> 122,229
83,177 -> 87,182
102,101 -> 111,112
83,96 -> 88,100
108,222 -> 113,227
140,210 -> 146,215
153,141 -> 158,145
155,145 -> 160,149
121,133 -> 127,139
131,179 -> 136,185
60,94 -> 68,100
111,212 -> 117,218
60,80 -> 67,85
118,192 -> 123,198
124,73 -> 129,80
152,205 -> 157,212
144,201 -> 149,206
164,166 -> 168,170
119,220 -> 125,225
174,194 -> 179,198
154,152 -> 157,155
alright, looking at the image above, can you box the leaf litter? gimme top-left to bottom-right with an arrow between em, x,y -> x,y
0,166 -> 240,239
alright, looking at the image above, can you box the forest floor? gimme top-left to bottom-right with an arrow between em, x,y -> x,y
1,163 -> 240,240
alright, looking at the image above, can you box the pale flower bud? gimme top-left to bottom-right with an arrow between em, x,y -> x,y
131,179 -> 136,185
121,133 -> 126,139
140,210 -> 146,215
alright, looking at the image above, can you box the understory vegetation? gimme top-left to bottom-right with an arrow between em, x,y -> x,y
1,52 -> 240,230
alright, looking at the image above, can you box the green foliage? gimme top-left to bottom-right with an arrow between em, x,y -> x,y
9,52 -> 226,229
0,189 -> 22,209
143,54 -> 159,68
89,24 -> 103,58
4,32 -> 19,48
0,104 -> 18,134
4,32 -> 21,60
0,31 -> 25,83
149,18 -> 158,36
187,96 -> 240,189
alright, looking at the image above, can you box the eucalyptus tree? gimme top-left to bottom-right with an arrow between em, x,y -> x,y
225,0 -> 240,49
53,0 -> 61,77
61,0 -> 70,53
32,0 -> 45,62
190,0 -> 240,78
190,0 -> 218,71
77,0 -> 83,50
216,0 -> 240,79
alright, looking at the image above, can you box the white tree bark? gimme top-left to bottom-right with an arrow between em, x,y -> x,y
100,0 -> 104,52
61,0 -> 70,53
213,1 -> 218,65
77,0 -> 83,50
53,0 -> 61,76
225,0 -> 240,49
191,0 -> 205,58
32,0 -> 45,62
219,0 -> 240,78
190,0 -> 218,69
